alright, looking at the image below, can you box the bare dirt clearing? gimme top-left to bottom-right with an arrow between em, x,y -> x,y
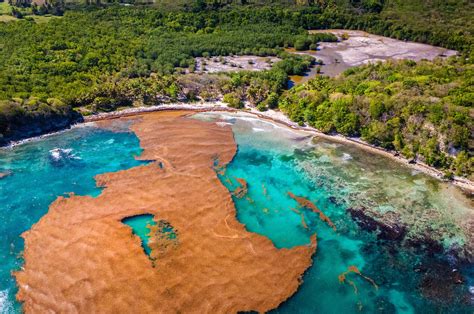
290,30 -> 457,83
195,55 -> 280,73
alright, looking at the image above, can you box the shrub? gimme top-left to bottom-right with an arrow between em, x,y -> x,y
223,93 -> 243,109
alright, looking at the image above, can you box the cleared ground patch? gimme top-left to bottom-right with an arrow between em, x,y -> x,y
195,55 -> 280,73
290,30 -> 457,83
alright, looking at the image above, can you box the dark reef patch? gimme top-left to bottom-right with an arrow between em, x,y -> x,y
347,207 -> 406,241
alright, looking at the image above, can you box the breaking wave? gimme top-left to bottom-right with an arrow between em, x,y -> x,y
0,290 -> 13,314
49,148 -> 81,163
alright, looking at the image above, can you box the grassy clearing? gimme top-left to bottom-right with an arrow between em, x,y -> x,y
0,2 -> 18,23
0,2 -> 12,15
0,15 -> 16,22
31,15 -> 60,23
0,2 -> 59,24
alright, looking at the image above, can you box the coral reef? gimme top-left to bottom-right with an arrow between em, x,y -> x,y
347,207 -> 406,241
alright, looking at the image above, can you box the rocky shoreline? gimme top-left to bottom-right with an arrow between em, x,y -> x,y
2,102 -> 473,193
0,109 -> 83,147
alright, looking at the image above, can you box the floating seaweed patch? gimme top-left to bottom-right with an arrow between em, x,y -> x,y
288,192 -> 337,231
148,220 -> 179,261
0,170 -> 12,180
233,178 -> 248,198
216,167 -> 226,176
212,154 -> 227,175
300,213 -> 309,230
338,265 -> 378,294
290,207 -> 301,214
122,214 -> 178,262
262,183 -> 270,199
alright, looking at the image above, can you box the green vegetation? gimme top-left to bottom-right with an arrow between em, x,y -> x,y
0,2 -> 12,15
0,6 -> 332,102
0,6 -> 332,142
151,0 -> 474,52
312,0 -> 474,53
280,57 -> 473,178
380,1 -> 473,51
0,1 -> 472,177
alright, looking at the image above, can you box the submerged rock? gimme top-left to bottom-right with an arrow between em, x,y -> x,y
405,234 -> 445,256
347,207 -> 407,241
48,148 -> 82,167
416,260 -> 469,305
328,195 -> 344,206
347,207 -> 473,263
0,170 -> 12,179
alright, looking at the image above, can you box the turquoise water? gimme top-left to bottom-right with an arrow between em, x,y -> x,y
196,112 -> 474,313
122,214 -> 157,257
0,124 -> 146,313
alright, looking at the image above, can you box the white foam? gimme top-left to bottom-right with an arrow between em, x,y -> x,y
49,148 -> 62,161
252,127 -> 265,132
0,290 -> 14,314
216,122 -> 232,127
3,122 -> 95,149
49,148 -> 81,161
341,153 -> 353,161
411,169 -> 420,176
105,139 -> 115,144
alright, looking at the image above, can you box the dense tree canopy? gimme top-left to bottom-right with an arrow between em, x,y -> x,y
0,6 -> 331,142
280,57 -> 473,178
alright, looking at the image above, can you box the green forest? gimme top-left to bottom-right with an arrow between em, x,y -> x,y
0,6 -> 335,140
281,58 -> 473,178
0,1 -> 472,177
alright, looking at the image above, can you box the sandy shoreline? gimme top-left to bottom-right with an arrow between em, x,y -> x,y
83,103 -> 474,193
3,101 -> 473,192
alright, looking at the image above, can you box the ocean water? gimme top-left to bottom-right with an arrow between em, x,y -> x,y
195,112 -> 474,313
0,124 -> 146,313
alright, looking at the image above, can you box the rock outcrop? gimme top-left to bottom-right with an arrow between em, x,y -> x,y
0,105 -> 82,146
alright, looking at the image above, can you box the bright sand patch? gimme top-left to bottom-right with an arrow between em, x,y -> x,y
15,111 -> 316,313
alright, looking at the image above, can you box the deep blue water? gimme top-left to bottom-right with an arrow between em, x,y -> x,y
0,124 -> 146,313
